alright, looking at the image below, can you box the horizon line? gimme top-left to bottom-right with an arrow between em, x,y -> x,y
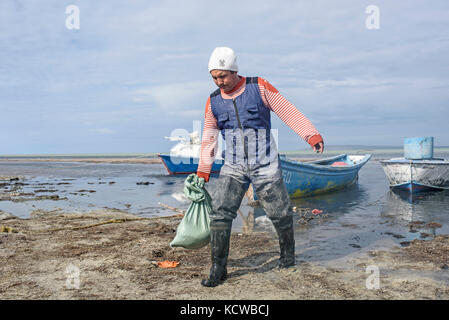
1,146 -> 449,157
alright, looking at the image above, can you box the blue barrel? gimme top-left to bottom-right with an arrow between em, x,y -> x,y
404,137 -> 434,160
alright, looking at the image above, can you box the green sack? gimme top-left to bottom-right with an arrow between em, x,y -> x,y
170,174 -> 211,249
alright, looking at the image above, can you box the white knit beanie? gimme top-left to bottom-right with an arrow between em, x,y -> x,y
208,47 -> 238,72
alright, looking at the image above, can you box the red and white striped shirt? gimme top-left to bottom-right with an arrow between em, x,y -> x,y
197,76 -> 323,180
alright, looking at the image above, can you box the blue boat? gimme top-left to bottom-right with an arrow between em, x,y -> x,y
159,134 -> 371,198
280,154 -> 371,198
158,154 -> 224,175
159,152 -> 371,198
380,158 -> 449,193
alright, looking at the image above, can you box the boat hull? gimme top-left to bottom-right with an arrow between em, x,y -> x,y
159,153 -> 371,199
380,158 -> 449,193
280,154 -> 371,198
158,154 -> 224,175
392,182 -> 437,193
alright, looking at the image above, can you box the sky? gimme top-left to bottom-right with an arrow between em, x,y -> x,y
1,0 -> 448,154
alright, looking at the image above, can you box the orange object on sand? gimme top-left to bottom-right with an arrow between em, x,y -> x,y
331,161 -> 348,167
157,261 -> 180,268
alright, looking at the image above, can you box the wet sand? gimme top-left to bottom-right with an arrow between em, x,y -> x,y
1,175 -> 448,300
1,206 -> 448,300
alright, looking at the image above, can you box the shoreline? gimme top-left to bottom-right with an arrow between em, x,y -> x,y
1,208 -> 448,300
0,158 -> 162,164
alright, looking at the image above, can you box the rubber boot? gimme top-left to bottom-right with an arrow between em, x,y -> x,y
201,221 -> 232,287
272,215 -> 295,268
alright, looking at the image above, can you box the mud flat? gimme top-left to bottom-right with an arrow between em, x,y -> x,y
0,176 -> 68,203
0,207 -> 448,300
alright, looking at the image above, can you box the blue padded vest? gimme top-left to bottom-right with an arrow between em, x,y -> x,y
210,77 -> 276,166
210,77 -> 270,133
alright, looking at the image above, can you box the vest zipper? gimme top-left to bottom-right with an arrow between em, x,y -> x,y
232,99 -> 248,160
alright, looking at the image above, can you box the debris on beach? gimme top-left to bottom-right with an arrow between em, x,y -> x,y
292,206 -> 328,225
156,261 -> 180,268
159,202 -> 185,216
0,225 -> 18,233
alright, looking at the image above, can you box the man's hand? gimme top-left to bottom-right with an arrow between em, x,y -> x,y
197,171 -> 210,183
313,142 -> 324,154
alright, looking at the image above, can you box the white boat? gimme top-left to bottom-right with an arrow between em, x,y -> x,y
165,131 -> 202,159
380,158 -> 449,193
158,131 -> 223,175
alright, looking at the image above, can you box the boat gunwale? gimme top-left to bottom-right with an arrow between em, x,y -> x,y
380,158 -> 449,165
280,154 -> 371,174
157,154 -> 224,164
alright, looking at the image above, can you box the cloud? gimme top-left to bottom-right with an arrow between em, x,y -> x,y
95,128 -> 114,135
1,0 -> 449,153
131,81 -> 211,113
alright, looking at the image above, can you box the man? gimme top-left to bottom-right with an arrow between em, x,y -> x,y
197,47 -> 324,287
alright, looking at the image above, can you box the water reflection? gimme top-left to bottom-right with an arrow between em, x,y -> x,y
380,189 -> 449,238
238,183 -> 370,233
392,188 -> 448,204
290,183 -> 370,218
381,189 -> 449,222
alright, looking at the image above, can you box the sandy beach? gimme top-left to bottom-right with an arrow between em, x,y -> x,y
1,171 -> 448,300
1,203 -> 448,299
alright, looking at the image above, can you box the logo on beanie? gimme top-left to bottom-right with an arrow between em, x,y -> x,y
219,59 -> 226,67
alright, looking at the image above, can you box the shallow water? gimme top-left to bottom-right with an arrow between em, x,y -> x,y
1,155 -> 449,267
0,161 -> 186,218
287,159 -> 449,267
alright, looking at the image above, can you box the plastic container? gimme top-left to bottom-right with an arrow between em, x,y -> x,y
404,137 -> 434,160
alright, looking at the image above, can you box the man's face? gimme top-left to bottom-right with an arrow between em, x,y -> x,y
210,70 -> 240,92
